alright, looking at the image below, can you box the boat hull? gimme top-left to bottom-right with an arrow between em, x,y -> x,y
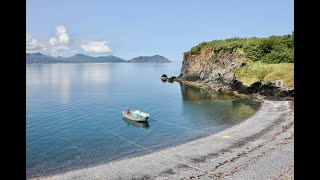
122,117 -> 150,128
122,112 -> 148,122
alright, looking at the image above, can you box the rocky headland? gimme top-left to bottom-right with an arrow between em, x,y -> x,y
167,35 -> 294,100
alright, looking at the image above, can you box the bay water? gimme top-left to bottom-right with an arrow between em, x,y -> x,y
26,63 -> 261,178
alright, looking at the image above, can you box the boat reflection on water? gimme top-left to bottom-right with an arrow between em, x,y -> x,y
122,117 -> 150,129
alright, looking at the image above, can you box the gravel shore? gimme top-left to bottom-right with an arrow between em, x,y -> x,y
33,100 -> 294,180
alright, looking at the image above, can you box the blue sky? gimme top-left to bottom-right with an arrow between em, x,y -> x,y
26,0 -> 294,62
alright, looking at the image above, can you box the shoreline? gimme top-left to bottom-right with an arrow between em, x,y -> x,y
173,78 -> 259,100
33,100 -> 293,180
173,78 -> 294,101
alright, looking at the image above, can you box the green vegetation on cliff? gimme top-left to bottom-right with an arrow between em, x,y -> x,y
183,33 -> 294,87
183,33 -> 294,64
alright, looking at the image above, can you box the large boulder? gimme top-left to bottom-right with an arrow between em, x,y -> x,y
160,74 -> 168,81
167,76 -> 176,83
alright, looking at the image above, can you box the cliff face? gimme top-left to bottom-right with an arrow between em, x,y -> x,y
178,48 -> 293,100
179,48 -> 245,89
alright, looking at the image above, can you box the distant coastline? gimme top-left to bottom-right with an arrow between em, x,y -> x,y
26,53 -> 172,64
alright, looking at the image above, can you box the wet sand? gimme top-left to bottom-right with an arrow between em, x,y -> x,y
33,100 -> 293,180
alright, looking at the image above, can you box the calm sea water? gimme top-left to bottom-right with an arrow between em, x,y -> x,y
26,63 -> 261,178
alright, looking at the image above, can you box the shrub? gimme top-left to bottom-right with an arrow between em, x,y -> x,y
183,33 -> 294,64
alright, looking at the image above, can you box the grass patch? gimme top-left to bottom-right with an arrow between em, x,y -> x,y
235,61 -> 294,87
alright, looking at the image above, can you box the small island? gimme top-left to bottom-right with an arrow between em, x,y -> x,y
128,55 -> 171,63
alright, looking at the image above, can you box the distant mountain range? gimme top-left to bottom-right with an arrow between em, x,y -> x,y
26,53 -> 126,64
26,53 -> 172,64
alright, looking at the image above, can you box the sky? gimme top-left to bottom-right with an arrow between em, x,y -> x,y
26,0 -> 294,62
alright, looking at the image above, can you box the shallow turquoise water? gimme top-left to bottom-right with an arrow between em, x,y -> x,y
26,63 -> 261,178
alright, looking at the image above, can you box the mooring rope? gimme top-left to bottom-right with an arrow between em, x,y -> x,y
93,119 -> 245,179
104,107 -> 230,136
153,117 -> 215,135
93,104 -> 292,178
103,107 -> 255,146
103,108 -> 120,112
103,107 -> 247,143
93,120 -> 207,172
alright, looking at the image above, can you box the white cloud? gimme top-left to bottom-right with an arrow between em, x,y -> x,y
26,26 -> 72,56
49,38 -> 57,45
26,34 -> 43,52
49,25 -> 70,46
26,25 -> 112,56
80,41 -> 112,54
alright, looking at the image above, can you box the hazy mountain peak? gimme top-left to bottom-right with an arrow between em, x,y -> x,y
129,55 -> 171,63
26,52 -> 126,64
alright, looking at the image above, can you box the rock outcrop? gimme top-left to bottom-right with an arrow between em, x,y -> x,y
178,48 -> 293,100
167,76 -> 176,83
160,74 -> 168,82
231,80 -> 293,100
179,48 -> 245,89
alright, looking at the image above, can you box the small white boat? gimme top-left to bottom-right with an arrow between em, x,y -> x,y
122,107 -> 150,122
